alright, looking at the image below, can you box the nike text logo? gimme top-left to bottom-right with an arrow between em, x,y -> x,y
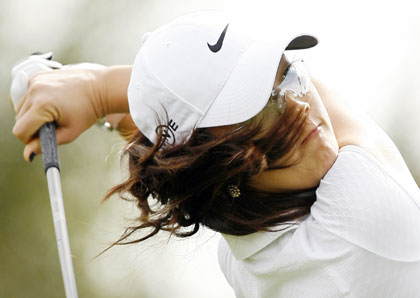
207,23 -> 229,53
156,119 -> 178,146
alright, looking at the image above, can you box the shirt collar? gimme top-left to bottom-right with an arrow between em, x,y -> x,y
221,214 -> 309,260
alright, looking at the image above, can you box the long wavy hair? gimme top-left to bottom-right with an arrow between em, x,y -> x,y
104,96 -> 316,248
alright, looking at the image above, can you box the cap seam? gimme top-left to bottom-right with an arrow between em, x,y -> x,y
197,39 -> 256,127
141,53 -> 204,116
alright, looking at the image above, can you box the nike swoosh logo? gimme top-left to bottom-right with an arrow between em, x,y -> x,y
207,23 -> 229,53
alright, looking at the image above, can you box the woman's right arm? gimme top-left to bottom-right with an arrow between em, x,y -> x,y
12,65 -> 132,161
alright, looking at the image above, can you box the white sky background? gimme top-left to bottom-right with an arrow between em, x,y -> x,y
1,0 -> 419,297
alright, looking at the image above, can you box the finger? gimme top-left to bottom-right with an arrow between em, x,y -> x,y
13,104 -> 55,143
15,92 -> 32,120
23,138 -> 41,162
9,96 -> 17,114
22,125 -> 77,163
10,65 -> 53,112
15,70 -> 53,117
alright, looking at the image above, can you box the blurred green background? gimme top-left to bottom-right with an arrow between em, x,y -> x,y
1,0 -> 419,297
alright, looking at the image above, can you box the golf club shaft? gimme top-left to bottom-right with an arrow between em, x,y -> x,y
40,122 -> 78,298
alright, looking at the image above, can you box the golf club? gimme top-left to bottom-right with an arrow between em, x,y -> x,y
10,52 -> 79,298
40,121 -> 78,298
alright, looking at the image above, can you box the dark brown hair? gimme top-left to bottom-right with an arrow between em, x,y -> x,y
104,98 -> 316,247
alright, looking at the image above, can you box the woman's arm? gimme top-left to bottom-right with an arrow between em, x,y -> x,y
13,65 -> 132,161
100,65 -> 131,115
312,77 -> 416,185
100,66 -> 139,140
114,113 -> 139,141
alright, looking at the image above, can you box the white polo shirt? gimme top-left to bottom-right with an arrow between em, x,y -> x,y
218,145 -> 420,298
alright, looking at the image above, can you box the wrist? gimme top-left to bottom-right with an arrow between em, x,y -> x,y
96,113 -> 126,131
100,65 -> 131,116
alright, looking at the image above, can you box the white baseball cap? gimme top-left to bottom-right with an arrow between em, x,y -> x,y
127,10 -> 317,146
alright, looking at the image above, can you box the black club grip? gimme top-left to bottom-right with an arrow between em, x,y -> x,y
39,122 -> 60,172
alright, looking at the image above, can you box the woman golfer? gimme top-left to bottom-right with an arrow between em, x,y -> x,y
11,10 -> 420,298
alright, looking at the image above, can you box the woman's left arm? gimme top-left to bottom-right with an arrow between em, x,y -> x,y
312,77 -> 416,184
12,65 -> 132,161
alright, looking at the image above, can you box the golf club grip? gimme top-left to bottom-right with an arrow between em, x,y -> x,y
40,122 -> 60,172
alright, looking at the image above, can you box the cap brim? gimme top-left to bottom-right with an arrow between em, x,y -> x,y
286,35 -> 318,50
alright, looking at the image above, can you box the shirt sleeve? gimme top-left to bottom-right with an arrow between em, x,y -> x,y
310,145 -> 420,261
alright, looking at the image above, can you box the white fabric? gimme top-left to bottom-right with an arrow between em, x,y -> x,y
218,145 -> 420,298
10,53 -> 104,113
10,53 -> 62,111
127,10 -> 316,145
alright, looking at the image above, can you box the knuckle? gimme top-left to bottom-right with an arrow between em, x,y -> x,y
12,125 -> 19,136
36,97 -> 50,109
12,124 -> 24,140
26,86 -> 41,103
27,78 -> 44,94
29,93 -> 51,111
27,76 -> 50,97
